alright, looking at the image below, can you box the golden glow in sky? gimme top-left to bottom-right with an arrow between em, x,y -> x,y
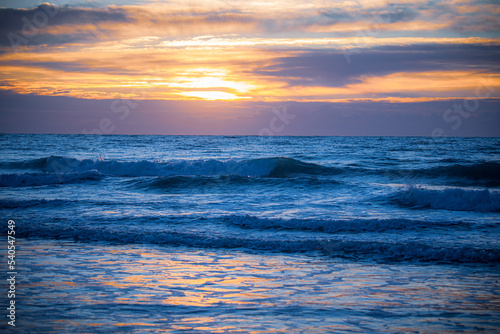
0,1 -> 499,102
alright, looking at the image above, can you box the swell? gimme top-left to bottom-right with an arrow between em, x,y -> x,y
15,218 -> 500,264
424,161 -> 500,181
224,215 -> 474,233
129,175 -> 342,192
0,170 -> 104,187
392,186 -> 500,212
383,162 -> 500,185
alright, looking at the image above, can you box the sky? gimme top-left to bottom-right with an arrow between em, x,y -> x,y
0,0 -> 499,136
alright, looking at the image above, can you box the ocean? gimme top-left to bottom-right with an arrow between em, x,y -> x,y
1,134 -> 499,333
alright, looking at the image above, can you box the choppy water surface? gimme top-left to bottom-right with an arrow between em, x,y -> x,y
1,134 -> 499,332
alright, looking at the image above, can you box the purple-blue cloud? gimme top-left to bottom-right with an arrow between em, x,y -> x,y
254,44 -> 500,88
0,4 -> 130,47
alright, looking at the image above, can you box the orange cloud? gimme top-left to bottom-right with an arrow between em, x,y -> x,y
2,37 -> 499,104
1,1 -> 499,104
1,0 -> 499,54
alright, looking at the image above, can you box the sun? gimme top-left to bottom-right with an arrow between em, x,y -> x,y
167,68 -> 256,100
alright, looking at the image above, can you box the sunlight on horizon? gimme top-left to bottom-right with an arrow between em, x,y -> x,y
0,1 -> 499,105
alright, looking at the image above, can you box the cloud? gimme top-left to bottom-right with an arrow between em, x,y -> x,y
1,0 -> 499,51
317,5 -> 418,25
0,4 -> 131,47
451,15 -> 500,32
0,1 -> 499,107
254,44 -> 500,88
0,39 -> 499,102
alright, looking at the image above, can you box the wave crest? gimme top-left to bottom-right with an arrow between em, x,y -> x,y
11,156 -> 335,178
5,156 -> 499,183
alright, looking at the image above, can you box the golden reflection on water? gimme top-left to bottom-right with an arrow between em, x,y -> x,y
17,240 -> 500,333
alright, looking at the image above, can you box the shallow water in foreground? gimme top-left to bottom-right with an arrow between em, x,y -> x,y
2,239 -> 500,333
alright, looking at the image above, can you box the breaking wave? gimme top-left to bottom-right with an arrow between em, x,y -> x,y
5,156 -> 499,182
2,156 -> 499,192
4,156 -> 339,178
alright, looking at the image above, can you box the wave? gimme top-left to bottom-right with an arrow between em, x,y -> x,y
6,156 -> 339,178
4,156 -> 500,182
16,219 -> 499,263
224,215 -> 471,233
0,170 -> 104,187
392,186 -> 500,212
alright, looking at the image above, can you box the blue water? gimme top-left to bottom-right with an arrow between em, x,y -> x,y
1,134 -> 499,333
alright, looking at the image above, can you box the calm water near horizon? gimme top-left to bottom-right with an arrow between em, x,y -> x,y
1,134 -> 499,333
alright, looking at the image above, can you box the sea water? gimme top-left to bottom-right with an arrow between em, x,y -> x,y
0,134 -> 499,333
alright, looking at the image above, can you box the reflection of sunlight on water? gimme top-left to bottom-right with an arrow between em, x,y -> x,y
16,240 -> 500,333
